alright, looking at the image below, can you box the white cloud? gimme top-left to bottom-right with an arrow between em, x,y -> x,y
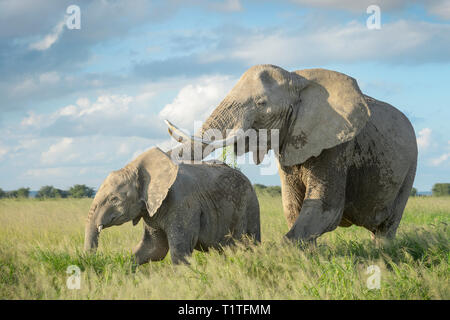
159,76 -> 236,129
36,135 -> 159,167
228,20 -> 450,66
428,0 -> 450,19
289,0 -> 410,11
76,98 -> 90,108
417,128 -> 432,150
29,20 -> 65,51
24,167 -> 65,178
431,153 -> 450,166
430,140 -> 450,166
12,78 -> 37,95
21,112 -> 43,127
12,72 -> 62,98
117,143 -> 130,155
20,93 -> 161,138
0,145 -> 8,160
77,95 -> 133,116
41,138 -> 78,165
39,72 -> 60,84
209,0 -> 242,12
15,75 -> 229,142
135,91 -> 156,105
58,105 -> 78,117
289,0 -> 450,20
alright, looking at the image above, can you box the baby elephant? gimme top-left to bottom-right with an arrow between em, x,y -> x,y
84,147 -> 260,264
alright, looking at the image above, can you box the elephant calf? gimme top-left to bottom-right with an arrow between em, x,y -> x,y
84,147 -> 260,264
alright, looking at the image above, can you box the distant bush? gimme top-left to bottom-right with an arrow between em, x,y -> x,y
0,187 -> 30,198
36,186 -> 68,199
16,187 -> 30,198
6,190 -> 17,198
432,183 -> 450,197
410,187 -> 418,197
68,184 -> 95,198
253,184 -> 281,197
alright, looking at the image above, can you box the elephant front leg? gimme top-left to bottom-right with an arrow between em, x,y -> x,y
278,164 -> 306,229
285,198 -> 344,243
284,150 -> 347,243
133,225 -> 169,265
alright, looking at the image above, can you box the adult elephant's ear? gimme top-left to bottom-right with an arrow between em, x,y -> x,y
137,147 -> 178,217
280,69 -> 370,166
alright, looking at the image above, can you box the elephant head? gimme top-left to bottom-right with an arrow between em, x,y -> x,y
165,64 -> 370,166
84,147 -> 178,252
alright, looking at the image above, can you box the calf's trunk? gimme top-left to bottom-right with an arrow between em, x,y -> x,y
84,207 -> 100,252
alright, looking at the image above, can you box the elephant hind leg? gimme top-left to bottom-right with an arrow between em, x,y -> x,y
166,208 -> 201,265
244,190 -> 261,243
168,230 -> 199,265
373,163 -> 417,240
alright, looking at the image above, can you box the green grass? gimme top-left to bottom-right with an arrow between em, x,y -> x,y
0,195 -> 448,299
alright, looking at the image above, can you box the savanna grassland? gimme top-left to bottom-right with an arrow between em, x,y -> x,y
0,193 -> 448,299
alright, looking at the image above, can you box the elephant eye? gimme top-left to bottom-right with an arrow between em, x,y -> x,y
256,99 -> 267,106
110,196 -> 120,204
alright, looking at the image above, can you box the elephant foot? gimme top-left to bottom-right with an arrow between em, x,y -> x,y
283,232 -> 317,249
370,232 -> 393,247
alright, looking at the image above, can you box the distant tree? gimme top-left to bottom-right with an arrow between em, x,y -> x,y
253,184 -> 266,194
36,186 -> 53,198
410,187 -> 418,197
54,189 -> 69,198
6,190 -> 18,198
16,187 -> 30,198
0,188 -> 5,199
432,183 -> 450,197
36,185 -> 67,199
69,184 -> 95,198
266,186 -> 281,196
253,184 -> 281,197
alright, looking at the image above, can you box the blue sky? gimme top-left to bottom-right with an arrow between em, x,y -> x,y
0,0 -> 449,192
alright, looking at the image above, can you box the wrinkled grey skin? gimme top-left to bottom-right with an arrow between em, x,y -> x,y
170,64 -> 417,243
84,147 -> 260,265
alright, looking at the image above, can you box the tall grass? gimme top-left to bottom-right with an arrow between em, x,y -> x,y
0,195 -> 448,299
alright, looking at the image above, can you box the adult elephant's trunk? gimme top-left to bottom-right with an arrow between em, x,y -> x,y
200,98 -> 239,140
165,98 -> 248,161
84,205 -> 101,252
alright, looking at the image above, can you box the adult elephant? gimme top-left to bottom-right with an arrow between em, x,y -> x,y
165,64 -> 418,243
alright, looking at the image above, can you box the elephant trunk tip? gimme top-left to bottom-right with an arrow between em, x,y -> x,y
84,223 -> 100,253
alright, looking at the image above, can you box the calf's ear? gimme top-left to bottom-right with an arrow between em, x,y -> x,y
138,147 -> 179,217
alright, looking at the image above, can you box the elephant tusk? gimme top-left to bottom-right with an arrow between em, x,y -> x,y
164,119 -> 243,149
98,225 -> 103,233
164,119 -> 205,144
203,129 -> 243,148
